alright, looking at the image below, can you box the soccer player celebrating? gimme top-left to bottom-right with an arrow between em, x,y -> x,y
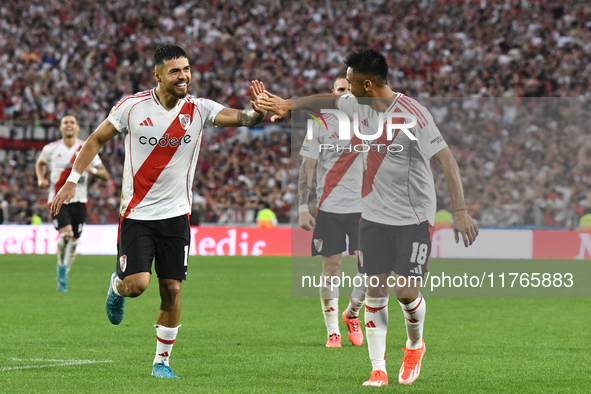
299,72 -> 365,348
36,115 -> 109,292
258,49 -> 478,387
51,45 -> 267,379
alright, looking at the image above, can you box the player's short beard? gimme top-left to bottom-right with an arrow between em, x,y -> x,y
167,83 -> 188,99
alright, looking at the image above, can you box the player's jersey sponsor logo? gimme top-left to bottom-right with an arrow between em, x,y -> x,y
140,117 -> 154,126
138,133 -> 192,147
314,239 -> 323,252
430,136 -> 443,145
178,114 -> 191,130
119,254 -> 127,272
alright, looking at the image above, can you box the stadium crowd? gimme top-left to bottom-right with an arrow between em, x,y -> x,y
1,0 -> 591,227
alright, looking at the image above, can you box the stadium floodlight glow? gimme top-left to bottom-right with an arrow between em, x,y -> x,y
305,109 -> 418,141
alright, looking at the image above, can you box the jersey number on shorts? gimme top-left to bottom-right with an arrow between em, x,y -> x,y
410,242 -> 429,265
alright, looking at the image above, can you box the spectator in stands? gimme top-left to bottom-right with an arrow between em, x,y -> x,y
3,0 -> 591,227
257,202 -> 278,229
579,209 -> 591,232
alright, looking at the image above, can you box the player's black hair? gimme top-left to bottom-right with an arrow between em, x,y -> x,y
153,45 -> 188,67
343,49 -> 389,85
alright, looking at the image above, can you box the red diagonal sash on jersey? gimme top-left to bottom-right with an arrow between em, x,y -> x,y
362,109 -> 404,198
54,145 -> 83,196
317,134 -> 362,209
122,101 -> 195,218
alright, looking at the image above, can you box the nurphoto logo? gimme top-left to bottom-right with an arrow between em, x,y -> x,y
304,108 -> 418,154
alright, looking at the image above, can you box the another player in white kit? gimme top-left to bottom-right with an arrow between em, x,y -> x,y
51,45 -> 267,379
257,49 -> 478,387
36,115 -> 108,292
298,72 -> 366,348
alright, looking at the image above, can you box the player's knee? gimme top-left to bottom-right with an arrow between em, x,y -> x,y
322,255 -> 342,277
397,297 -> 417,305
367,287 -> 389,298
59,231 -> 74,241
125,279 -> 149,297
159,280 -> 181,310
160,279 -> 181,297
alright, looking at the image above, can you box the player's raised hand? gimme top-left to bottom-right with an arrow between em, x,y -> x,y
453,210 -> 479,247
299,211 -> 316,231
51,182 -> 77,216
257,90 -> 291,122
249,80 -> 267,115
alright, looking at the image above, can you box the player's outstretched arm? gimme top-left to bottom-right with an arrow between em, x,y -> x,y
214,80 -> 267,127
433,147 -> 479,247
257,92 -> 341,122
51,119 -> 119,215
298,156 -> 317,231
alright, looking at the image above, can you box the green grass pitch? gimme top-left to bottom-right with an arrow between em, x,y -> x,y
0,255 -> 589,393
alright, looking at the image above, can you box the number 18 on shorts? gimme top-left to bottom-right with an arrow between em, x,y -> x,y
359,219 -> 432,278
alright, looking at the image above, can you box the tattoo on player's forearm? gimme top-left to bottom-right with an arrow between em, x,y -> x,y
237,108 -> 264,126
298,162 -> 310,205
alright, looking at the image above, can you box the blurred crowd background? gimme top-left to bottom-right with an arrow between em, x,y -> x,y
1,0 -> 591,227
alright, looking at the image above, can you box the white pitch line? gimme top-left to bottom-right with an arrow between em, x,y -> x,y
11,358 -> 70,362
1,359 -> 112,371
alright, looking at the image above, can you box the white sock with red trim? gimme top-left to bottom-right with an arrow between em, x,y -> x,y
399,294 -> 426,350
154,324 -> 180,366
319,273 -> 340,336
345,272 -> 366,318
65,238 -> 78,273
365,296 -> 388,374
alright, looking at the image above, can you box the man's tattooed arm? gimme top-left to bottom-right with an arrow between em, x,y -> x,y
237,108 -> 265,127
299,160 -> 310,206
299,157 -> 317,206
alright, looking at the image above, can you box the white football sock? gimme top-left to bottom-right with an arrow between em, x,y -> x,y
111,275 -> 123,297
345,272 -> 366,318
319,273 -> 340,336
399,294 -> 426,350
154,324 -> 180,366
56,233 -> 69,267
365,296 -> 388,374
65,238 -> 78,273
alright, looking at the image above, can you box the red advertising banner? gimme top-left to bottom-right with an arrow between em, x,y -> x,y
0,225 -> 293,256
531,230 -> 591,260
190,227 -> 291,256
1,225 -> 591,259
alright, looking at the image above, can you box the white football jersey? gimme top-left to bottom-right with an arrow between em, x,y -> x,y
338,93 -> 448,226
39,138 -> 103,203
108,89 -> 224,220
299,114 -> 362,214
